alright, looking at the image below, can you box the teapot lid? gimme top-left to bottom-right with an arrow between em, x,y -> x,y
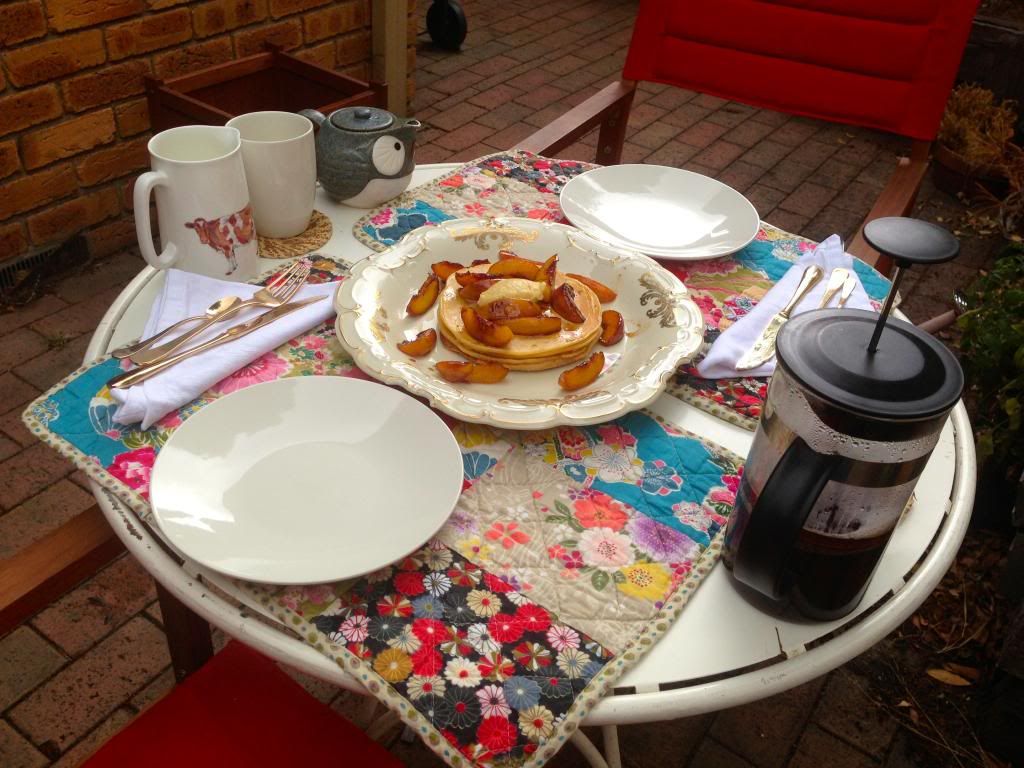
776,309 -> 963,420
329,106 -> 394,132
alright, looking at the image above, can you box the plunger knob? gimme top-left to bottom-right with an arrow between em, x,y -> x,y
863,217 -> 960,268
859,217 -> 960,353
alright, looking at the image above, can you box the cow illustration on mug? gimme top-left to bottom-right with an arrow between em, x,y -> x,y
134,125 -> 259,282
184,205 -> 255,276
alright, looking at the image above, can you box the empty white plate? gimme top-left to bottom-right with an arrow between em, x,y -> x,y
149,376 -> 464,584
560,164 -> 760,260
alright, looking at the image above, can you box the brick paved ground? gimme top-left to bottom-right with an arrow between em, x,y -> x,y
0,1 -> 998,766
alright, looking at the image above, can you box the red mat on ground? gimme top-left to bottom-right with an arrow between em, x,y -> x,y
83,641 -> 402,767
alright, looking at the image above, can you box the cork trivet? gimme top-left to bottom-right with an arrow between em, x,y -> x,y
257,210 -> 332,259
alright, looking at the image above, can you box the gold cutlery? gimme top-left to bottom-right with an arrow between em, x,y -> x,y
837,273 -> 856,307
108,296 -> 327,390
817,268 -> 850,308
111,295 -> 241,359
128,259 -> 311,366
736,264 -> 823,371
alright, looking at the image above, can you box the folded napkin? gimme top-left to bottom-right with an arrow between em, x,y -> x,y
112,269 -> 338,429
696,235 -> 874,379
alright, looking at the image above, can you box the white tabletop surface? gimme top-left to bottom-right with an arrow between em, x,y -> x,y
85,164 -> 976,725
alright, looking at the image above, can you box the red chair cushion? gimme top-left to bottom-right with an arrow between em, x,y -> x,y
622,0 -> 979,140
83,642 -> 402,767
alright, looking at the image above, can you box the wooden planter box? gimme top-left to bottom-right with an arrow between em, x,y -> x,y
146,47 -> 387,132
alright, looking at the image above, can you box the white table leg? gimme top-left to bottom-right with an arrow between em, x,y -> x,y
602,724 -> 623,768
355,694 -> 378,728
571,730 -> 613,768
365,710 -> 401,742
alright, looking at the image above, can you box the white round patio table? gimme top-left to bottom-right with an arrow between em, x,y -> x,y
85,163 -> 976,768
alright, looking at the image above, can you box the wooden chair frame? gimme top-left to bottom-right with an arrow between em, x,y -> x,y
518,79 -> 935,275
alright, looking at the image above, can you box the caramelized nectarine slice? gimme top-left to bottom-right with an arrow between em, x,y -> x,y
537,254 -> 557,287
471,258 -> 490,266
436,361 -> 472,382
462,307 -> 514,347
567,273 -> 617,303
480,299 -> 544,320
488,258 -> 541,280
466,361 -> 510,383
558,351 -> 605,391
459,278 -> 501,302
431,261 -> 465,280
502,316 -> 562,335
436,360 -> 509,384
599,310 -> 624,346
499,250 -> 542,266
550,282 -> 586,324
407,274 -> 441,316
397,328 -> 437,356
455,270 -> 491,287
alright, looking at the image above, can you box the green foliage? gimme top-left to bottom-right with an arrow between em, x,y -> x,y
957,243 -> 1024,465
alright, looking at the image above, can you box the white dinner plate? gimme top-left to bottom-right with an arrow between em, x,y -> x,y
334,216 -> 704,430
149,377 -> 464,584
559,164 -> 760,260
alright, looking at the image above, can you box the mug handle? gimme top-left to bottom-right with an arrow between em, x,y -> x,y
133,170 -> 177,270
732,438 -> 839,600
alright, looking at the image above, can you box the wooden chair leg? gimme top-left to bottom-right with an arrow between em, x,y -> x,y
156,582 -> 213,682
0,504 -> 124,637
595,90 -> 634,166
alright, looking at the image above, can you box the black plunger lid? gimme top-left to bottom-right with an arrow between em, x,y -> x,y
776,309 -> 963,420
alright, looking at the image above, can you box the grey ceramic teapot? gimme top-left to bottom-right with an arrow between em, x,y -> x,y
298,106 -> 420,208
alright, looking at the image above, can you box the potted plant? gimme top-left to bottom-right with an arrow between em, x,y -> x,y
957,242 -> 1024,526
994,141 -> 1024,239
935,84 -> 1018,197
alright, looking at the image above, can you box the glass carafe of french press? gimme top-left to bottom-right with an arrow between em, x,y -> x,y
723,218 -> 965,620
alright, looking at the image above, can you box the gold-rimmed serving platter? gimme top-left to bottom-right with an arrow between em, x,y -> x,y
334,217 -> 704,429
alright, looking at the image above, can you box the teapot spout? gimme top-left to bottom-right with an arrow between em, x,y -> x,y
298,109 -> 327,128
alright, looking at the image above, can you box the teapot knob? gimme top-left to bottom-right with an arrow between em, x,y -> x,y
354,107 -> 373,120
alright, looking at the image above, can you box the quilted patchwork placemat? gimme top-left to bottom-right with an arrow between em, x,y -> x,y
239,411 -> 742,767
23,257 -> 743,768
353,150 -> 891,430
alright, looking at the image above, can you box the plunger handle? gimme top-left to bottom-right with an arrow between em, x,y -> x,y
860,217 -> 960,354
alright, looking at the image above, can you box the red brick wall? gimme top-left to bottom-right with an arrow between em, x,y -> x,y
0,0 -> 416,264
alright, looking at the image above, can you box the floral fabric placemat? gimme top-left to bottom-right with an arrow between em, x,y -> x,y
239,411 -> 743,767
21,257 -> 360,514
353,150 -> 596,252
353,150 -> 891,430
23,255 -> 743,766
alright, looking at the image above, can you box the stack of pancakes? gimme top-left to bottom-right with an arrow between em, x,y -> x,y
437,267 -> 602,371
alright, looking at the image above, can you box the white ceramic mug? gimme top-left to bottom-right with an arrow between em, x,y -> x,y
225,111 -> 316,239
134,125 -> 258,282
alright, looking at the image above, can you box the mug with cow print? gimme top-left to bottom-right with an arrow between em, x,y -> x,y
133,125 -> 259,282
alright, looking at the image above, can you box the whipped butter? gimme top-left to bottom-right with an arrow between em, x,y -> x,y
477,278 -> 546,306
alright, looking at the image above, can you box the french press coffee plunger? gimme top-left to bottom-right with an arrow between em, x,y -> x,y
722,217 -> 965,620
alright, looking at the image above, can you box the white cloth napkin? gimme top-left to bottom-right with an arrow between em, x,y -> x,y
112,269 -> 338,429
696,235 -> 875,379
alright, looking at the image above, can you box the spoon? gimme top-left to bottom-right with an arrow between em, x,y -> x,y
110,295 -> 241,359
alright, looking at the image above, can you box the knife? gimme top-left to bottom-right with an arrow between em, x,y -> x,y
735,264 -> 823,371
108,296 -> 327,390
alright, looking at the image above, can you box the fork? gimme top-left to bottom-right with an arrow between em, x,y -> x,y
129,260 -> 312,366
816,268 -> 850,309
836,273 -> 857,308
